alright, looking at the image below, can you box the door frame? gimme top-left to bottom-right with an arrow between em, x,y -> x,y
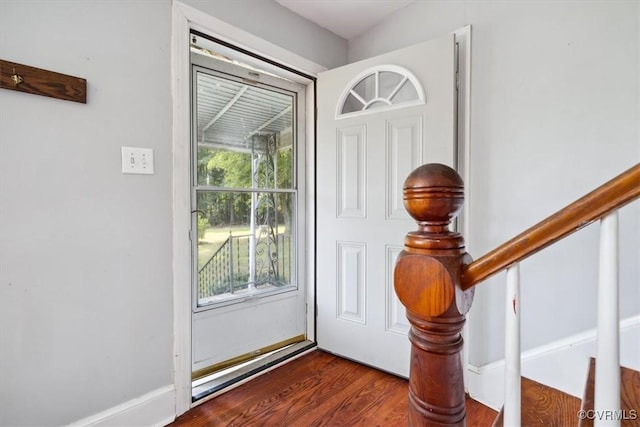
453,25 -> 473,392
172,0 -> 472,415
171,1 -> 324,415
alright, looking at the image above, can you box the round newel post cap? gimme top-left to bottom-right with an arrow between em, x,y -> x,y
403,163 -> 464,225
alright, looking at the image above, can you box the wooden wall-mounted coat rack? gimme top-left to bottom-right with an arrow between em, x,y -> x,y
0,59 -> 87,104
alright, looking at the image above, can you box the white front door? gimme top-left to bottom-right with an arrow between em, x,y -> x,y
316,34 -> 457,376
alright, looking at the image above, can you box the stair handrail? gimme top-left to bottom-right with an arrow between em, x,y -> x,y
460,163 -> 640,291
198,234 -> 232,275
198,234 -> 234,299
393,162 -> 639,426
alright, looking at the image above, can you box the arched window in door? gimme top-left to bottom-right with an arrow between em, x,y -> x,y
336,65 -> 425,118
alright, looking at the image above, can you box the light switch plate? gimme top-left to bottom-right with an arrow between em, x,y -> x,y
121,146 -> 154,175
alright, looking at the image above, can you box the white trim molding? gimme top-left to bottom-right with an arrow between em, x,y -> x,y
66,386 -> 175,427
171,1 -> 193,416
171,0 -> 324,417
452,24 -> 473,392
176,2 -> 326,78
466,314 -> 640,410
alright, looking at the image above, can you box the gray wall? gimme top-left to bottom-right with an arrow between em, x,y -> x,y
349,1 -> 640,366
0,2 -> 173,425
0,1 -> 346,425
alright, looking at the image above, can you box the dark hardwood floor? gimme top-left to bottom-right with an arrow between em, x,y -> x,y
580,358 -> 640,427
493,377 -> 582,426
170,349 -> 497,426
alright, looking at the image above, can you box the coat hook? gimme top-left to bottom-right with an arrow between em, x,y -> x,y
11,68 -> 23,86
11,74 -> 23,86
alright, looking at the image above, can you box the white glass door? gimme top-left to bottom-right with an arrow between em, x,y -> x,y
191,52 -> 307,379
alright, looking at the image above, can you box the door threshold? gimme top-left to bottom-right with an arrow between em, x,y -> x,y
192,340 -> 316,403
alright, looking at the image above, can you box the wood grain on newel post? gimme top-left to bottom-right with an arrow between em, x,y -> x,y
394,163 -> 475,426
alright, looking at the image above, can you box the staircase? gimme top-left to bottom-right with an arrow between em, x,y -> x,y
578,358 -> 640,427
198,231 -> 291,301
394,163 -> 640,426
490,359 -> 640,426
198,234 -> 234,298
492,377 -> 580,426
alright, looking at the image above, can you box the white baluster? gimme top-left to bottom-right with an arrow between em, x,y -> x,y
504,263 -> 521,426
595,211 -> 620,427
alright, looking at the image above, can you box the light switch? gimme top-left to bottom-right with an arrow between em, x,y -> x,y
121,146 -> 154,175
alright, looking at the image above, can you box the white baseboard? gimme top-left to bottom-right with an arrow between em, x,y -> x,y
62,316 -> 639,423
67,385 -> 175,427
466,315 -> 640,410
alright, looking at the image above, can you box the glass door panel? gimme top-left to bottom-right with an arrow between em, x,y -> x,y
196,191 -> 295,306
192,66 -> 298,309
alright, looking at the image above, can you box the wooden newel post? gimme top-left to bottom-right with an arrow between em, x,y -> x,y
394,163 -> 475,426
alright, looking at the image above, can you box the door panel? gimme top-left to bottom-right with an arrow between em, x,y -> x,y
386,116 -> 423,220
336,125 -> 367,218
192,292 -> 302,371
316,34 -> 456,376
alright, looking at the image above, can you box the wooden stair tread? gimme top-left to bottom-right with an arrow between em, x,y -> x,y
492,376 -> 581,426
466,393 -> 499,426
579,357 -> 640,427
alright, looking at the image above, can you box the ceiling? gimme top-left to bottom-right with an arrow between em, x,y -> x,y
275,0 -> 414,40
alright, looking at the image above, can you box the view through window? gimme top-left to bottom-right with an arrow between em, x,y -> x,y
193,68 -> 297,307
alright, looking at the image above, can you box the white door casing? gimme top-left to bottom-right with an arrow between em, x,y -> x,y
316,34 -> 457,376
172,0 -> 324,414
